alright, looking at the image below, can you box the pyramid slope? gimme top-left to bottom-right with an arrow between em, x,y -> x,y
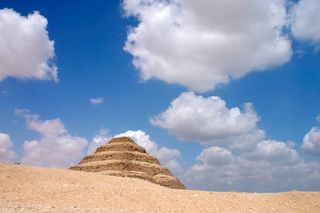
70,136 -> 186,189
80,151 -> 160,164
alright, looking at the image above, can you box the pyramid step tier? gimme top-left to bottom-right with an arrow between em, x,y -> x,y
96,170 -> 185,189
153,174 -> 185,189
70,160 -> 173,177
95,142 -> 146,154
107,137 -> 136,144
80,151 -> 161,165
97,170 -> 155,184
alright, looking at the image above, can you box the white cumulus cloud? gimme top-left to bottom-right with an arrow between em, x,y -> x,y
303,127 -> 320,155
290,0 -> 320,44
153,92 -> 320,191
157,147 -> 181,163
197,146 -> 233,167
242,140 -> 299,164
0,8 -> 57,81
123,0 -> 292,91
89,97 -> 104,105
184,140 -> 316,192
115,130 -> 182,174
15,109 -> 88,168
151,92 -> 259,145
184,153 -> 319,192
87,129 -> 111,154
0,132 -> 16,162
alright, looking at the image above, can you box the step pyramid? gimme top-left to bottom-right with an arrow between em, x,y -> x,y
69,136 -> 186,189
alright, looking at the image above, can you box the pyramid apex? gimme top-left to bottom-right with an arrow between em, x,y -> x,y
108,136 -> 135,144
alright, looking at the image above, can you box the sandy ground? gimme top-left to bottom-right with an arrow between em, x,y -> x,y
0,163 -> 319,213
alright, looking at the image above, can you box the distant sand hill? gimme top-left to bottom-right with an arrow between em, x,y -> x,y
1,163 -> 319,212
69,136 -> 185,189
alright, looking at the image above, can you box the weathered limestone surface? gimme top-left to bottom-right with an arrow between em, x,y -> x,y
70,137 -> 186,189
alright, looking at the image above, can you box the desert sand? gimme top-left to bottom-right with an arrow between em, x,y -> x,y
0,163 -> 319,213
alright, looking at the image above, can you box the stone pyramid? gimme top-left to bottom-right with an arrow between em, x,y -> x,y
69,136 -> 186,189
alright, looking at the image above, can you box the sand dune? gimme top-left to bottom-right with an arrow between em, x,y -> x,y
1,163 -> 319,213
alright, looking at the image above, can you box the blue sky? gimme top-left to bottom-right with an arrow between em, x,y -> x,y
0,0 -> 319,192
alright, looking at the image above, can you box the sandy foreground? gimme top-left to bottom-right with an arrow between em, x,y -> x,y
0,163 -> 319,213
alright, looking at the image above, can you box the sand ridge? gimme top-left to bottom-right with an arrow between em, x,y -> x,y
1,163 -> 320,213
